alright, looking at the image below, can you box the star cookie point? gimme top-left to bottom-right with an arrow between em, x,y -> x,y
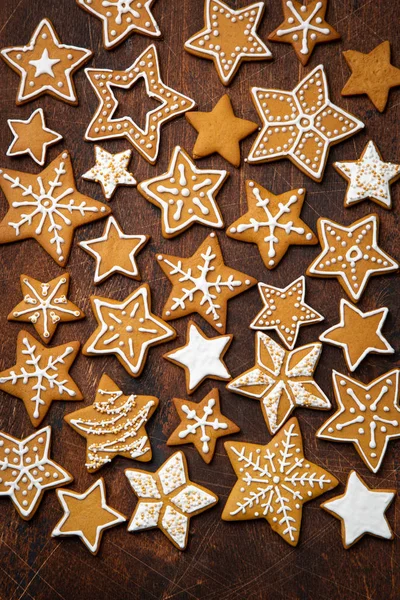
7,108 -> 63,166
82,145 -> 137,200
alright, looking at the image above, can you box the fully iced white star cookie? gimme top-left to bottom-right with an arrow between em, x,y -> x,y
82,145 -> 137,200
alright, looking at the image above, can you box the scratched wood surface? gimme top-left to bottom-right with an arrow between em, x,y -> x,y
0,1 -> 399,599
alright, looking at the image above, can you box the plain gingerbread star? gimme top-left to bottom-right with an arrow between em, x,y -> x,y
7,108 -> 62,166
82,145 -> 137,200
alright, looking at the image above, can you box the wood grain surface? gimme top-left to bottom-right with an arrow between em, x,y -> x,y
0,1 -> 399,599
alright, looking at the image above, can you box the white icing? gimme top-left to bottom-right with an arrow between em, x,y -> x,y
177,397 -> 228,453
29,48 -> 60,77
125,471 -> 161,498
171,484 -> 216,513
6,108 -> 63,166
128,501 -> 163,531
276,1 -> 331,55
158,453 -> 186,495
82,145 -> 136,199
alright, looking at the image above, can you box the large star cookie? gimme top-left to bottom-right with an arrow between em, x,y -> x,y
82,145 -> 137,200
7,108 -> 62,166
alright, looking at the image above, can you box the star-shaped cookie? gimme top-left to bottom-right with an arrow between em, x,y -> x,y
227,182 -> 317,269
186,95 -> 258,167
79,216 -> 149,284
317,370 -> 400,473
184,0 -> 272,86
7,108 -> 62,166
222,417 -> 338,546
307,214 -> 399,302
342,41 -> 400,112
1,19 -> 92,105
251,276 -> 324,349
156,232 -> 257,333
319,299 -> 394,372
138,146 -> 228,238
82,145 -> 137,200
334,141 -> 400,210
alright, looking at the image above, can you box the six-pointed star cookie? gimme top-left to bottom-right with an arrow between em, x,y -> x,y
83,284 -> 176,377
52,478 -> 126,555
156,232 -> 257,333
7,108 -> 62,166
317,370 -> 400,473
307,214 -> 399,302
85,45 -> 196,164
0,426 -> 72,520
138,146 -> 228,238
227,332 -> 330,434
0,331 -> 82,427
186,95 -> 258,167
268,0 -> 340,66
319,299 -> 394,372
321,471 -> 395,549
334,140 -> 400,210
65,374 -> 158,472
251,276 -> 324,349
342,41 -> 400,113
79,216 -> 149,284
247,64 -> 364,181
1,19 -> 92,105
125,450 -> 218,549
222,417 -> 338,546
82,145 -> 137,200
0,150 -> 111,266
8,273 -> 84,343
184,0 -> 272,86
227,182 -> 317,269
77,0 -> 160,50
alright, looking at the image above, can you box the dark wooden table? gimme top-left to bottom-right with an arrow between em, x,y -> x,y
0,1 -> 399,599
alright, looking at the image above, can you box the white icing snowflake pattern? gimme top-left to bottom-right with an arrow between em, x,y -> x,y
275,1 -> 332,56
178,397 -> 229,454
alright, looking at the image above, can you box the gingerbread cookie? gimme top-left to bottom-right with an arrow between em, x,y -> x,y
0,426 -> 72,520
85,45 -> 196,164
247,64 -> 364,181
0,151 -> 111,266
138,146 -> 228,238
307,214 -> 399,303
1,19 -> 92,105
186,95 -> 258,167
65,374 -> 158,472
125,451 -> 218,549
82,145 -> 137,200
83,284 -> 176,377
227,332 -> 330,435
52,478 -> 126,555
227,182 -> 317,269
167,389 -> 239,463
7,108 -> 62,166
157,232 -> 256,333
222,417 -> 338,546
184,0 -> 272,86
319,299 -> 394,372
317,369 -> 400,473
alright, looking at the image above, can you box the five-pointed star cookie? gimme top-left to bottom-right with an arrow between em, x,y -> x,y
227,182 -> 317,269
83,283 -> 176,377
80,216 -> 148,284
186,95 -> 258,167
307,214 -> 399,302
85,45 -> 196,164
156,232 -> 257,333
82,145 -> 137,200
1,19 -> 92,105
164,320 -> 232,395
227,332 -> 330,434
125,450 -> 218,549
334,141 -> 400,210
320,299 -> 394,372
184,0 -> 272,86
321,471 -> 395,549
77,0 -> 160,50
7,108 -> 62,166
8,273 -> 84,343
138,146 -> 228,238
222,417 -> 338,546
247,64 -> 364,181
268,0 -> 340,66
52,478 -> 126,555
65,374 -> 158,472
251,276 -> 324,349
342,41 -> 400,113
0,331 -> 82,427
317,370 -> 400,473
0,151 -> 111,266
0,426 -> 72,520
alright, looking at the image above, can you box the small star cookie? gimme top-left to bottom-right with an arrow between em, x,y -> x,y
82,145 -> 137,200
7,108 -> 62,166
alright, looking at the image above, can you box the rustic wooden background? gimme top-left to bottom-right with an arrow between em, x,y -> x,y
0,1 -> 399,599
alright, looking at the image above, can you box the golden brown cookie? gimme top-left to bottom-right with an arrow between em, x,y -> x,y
82,145 -> 137,200
7,108 -> 62,166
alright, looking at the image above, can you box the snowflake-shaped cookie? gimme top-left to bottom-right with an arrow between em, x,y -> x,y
82,145 -> 137,200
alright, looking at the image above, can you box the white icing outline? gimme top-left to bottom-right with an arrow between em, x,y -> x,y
7,108 -> 63,166
82,145 -> 137,200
